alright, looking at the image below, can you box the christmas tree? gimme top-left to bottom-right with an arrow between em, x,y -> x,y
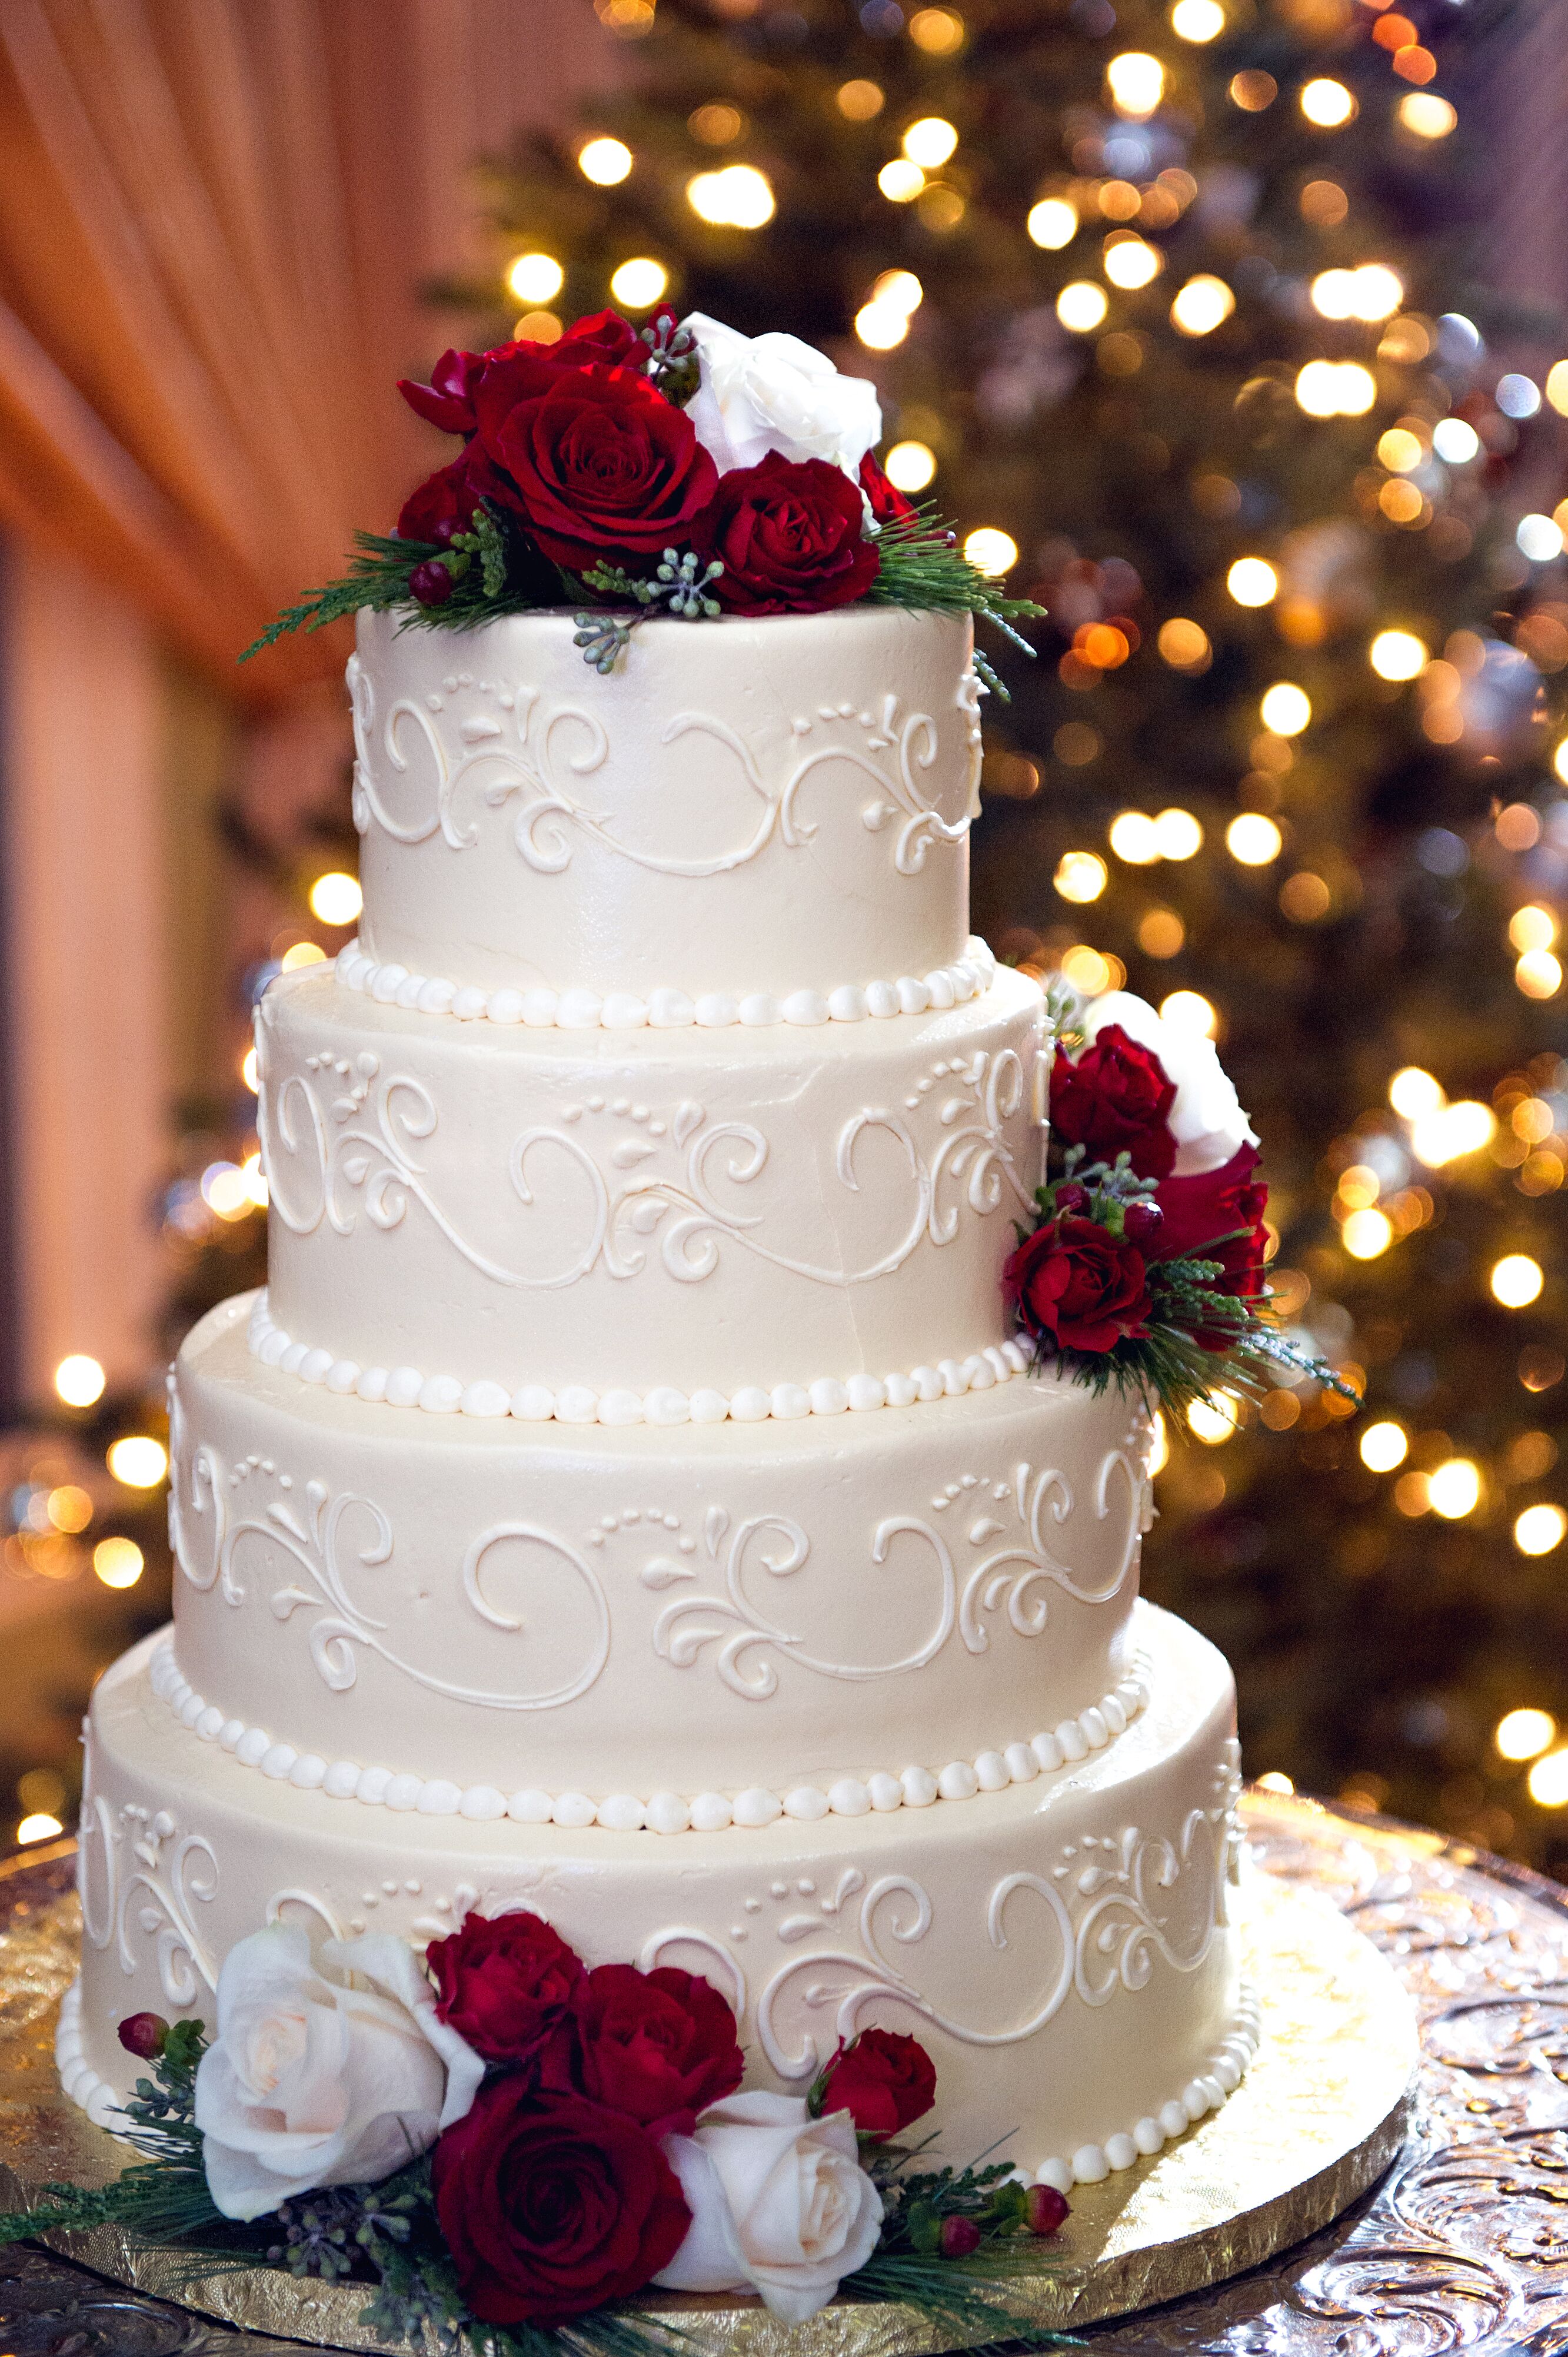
442,0 -> 1568,1870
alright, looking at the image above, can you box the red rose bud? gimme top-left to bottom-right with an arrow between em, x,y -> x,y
1050,1024 -> 1178,1181
397,345 -> 487,436
940,2215 -> 984,2260
1123,1198 -> 1164,1248
1004,1216 -> 1153,1355
693,451 -> 881,617
408,560 -> 455,607
544,1963 -> 744,2140
858,451 -> 916,526
1026,2183 -> 1070,2236
426,1909 -> 585,2069
818,2029 -> 937,2140
118,2011 -> 169,2059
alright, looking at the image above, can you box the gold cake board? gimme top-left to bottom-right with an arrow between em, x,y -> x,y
0,1863 -> 1415,2353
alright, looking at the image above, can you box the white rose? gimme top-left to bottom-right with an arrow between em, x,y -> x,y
681,313 -> 883,481
193,1924 -> 484,2222
653,2091 -> 884,2325
1081,990 -> 1258,1176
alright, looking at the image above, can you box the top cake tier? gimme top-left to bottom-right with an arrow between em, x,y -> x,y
349,604 -> 980,1000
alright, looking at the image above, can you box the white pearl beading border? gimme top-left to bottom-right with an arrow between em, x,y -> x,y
246,1294 -> 1034,1427
1032,1982 -> 1261,2192
147,1638 -> 1148,1836
333,938 -> 998,1032
55,1982 -> 117,2129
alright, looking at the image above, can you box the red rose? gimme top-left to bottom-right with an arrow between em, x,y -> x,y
859,452 -> 916,526
473,359 -> 717,570
1157,1145 -> 1269,1349
398,345 -> 488,436
693,452 -> 880,616
432,2082 -> 689,2326
817,2030 -> 936,2140
426,1910 -> 584,2069
1004,1216 -> 1152,1354
545,1964 -> 744,2139
397,454 -> 489,547
398,314 -> 645,440
1050,1025 -> 1178,1181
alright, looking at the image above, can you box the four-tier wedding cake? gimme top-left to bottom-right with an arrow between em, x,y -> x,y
62,597 -> 1251,2196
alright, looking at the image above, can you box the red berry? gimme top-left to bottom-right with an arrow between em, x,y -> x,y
1123,1199 -> 1164,1248
940,2215 -> 983,2259
409,559 -> 455,607
1026,2183 -> 1070,2236
1054,1182 -> 1090,1216
118,2011 -> 168,2059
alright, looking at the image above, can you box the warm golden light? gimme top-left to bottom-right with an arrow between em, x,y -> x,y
1110,810 -> 1161,865
1170,274 -> 1234,335
1226,813 -> 1284,866
1155,808 -> 1203,860
1157,618 -> 1211,670
1104,236 -> 1162,290
1411,1099 -> 1496,1165
578,137 -> 633,185
872,270 -> 923,317
241,1152 -> 269,1210
609,257 -> 669,309
884,440 -> 937,493
877,158 -> 924,203
1546,363 -> 1568,420
1496,1706 -> 1556,1760
1300,78 -> 1356,128
1377,428 -> 1424,474
1428,1458 -> 1482,1520
688,102 -> 744,144
1313,264 -> 1403,323
1138,908 -> 1186,958
1106,52 -> 1165,118
1027,197 -> 1078,250
17,1814 -> 64,1846
1057,281 -> 1110,333
1510,907 -> 1558,954
687,164 -> 774,227
1360,1421 -> 1409,1473
902,115 -> 958,168
1255,1770 -> 1294,1794
1516,1505 -> 1567,1558
108,1435 -> 168,1490
308,871 -> 362,926
241,1044 -> 259,1095
507,252 -> 564,304
1389,1066 -> 1443,1120
1370,630 -> 1428,681
1055,850 -> 1109,904
1187,1393 -> 1239,1444
1149,1411 -> 1170,1474
1171,0 -> 1224,38
908,6 -> 965,52
94,1535 -> 145,1590
55,1354 -> 105,1408
1527,1748 -> 1568,1807
1158,989 -> 1218,1037
1296,359 -> 1376,418
854,300 -> 909,350
963,528 -> 1018,577
1517,949 -> 1564,999
1492,1254 -> 1544,1308
1227,557 -> 1277,607
1398,92 -> 1456,138
1260,683 -> 1311,736
1060,945 -> 1114,995
1341,1206 -> 1394,1259
281,941 -> 325,972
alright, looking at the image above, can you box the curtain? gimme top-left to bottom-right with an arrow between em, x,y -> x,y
0,0 -> 611,702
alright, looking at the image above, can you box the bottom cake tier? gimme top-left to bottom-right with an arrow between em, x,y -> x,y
66,1603 -> 1248,2190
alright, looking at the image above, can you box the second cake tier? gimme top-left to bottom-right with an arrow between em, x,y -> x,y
167,1293 -> 1153,1811
256,955 -> 1047,1403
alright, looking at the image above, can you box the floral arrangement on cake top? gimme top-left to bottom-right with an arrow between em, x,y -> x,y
244,307 -> 1041,690
10,1910 -> 1072,2357
1010,989 -> 1360,1423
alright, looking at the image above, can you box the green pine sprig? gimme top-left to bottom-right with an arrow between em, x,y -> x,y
867,504 -> 1046,697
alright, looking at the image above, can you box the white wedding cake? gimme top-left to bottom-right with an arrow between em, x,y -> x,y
62,601 -> 1251,2194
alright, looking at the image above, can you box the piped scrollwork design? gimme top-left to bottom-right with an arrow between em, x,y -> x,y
957,1441 -> 1148,1655
115,1806 -> 218,2007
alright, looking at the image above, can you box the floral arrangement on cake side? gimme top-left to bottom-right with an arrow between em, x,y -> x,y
11,1910 -> 1073,2356
1011,988 -> 1360,1424
243,307 -> 1040,690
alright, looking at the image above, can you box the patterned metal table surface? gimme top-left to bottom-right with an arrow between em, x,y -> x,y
3,1792 -> 1567,2356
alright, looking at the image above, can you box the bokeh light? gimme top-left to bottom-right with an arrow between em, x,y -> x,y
1106,52 -> 1165,118
1428,1458 -> 1482,1520
1492,1254 -> 1544,1308
1300,78 -> 1356,128
1360,1421 -> 1409,1472
308,872 -> 362,926
963,528 -> 1018,576
1027,198 -> 1078,250
1110,810 -> 1161,863
1055,851 -> 1109,903
1527,1749 -> 1568,1807
94,1536 -> 145,1590
54,1354 -> 105,1408
609,258 -> 668,309
1389,1066 -> 1444,1120
902,116 -> 958,167
1227,557 -> 1278,607
1516,1505 -> 1567,1557
1497,1707 -> 1556,1759
884,440 -> 937,492
1187,1394 -> 1239,1443
578,137 -> 632,185
1227,813 -> 1283,865
1370,631 -> 1427,681
1057,281 -> 1109,333
1170,275 -> 1235,335
1171,0 -> 1224,38
108,1435 -> 168,1489
506,252 -> 564,304
1159,989 -> 1218,1036
688,164 -> 775,225
1341,1207 -> 1393,1259
1259,683 -> 1311,735
1398,92 -> 1456,138
17,1814 -> 63,1846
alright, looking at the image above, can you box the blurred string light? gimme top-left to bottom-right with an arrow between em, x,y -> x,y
1227,557 -> 1277,607
1546,360 -> 1568,416
94,1535 -> 144,1590
1410,1099 -> 1497,1166
1429,1458 -> 1481,1519
963,528 -> 1017,576
308,872 -> 362,926
1398,92 -> 1456,137
1104,235 -> 1163,289
1296,360 -> 1376,417
1510,907 -> 1558,953
908,7 -> 965,52
878,158 -> 924,202
1310,264 -> 1402,323
1110,810 -> 1160,863
578,137 -> 632,185
1370,630 -> 1428,681
837,78 -> 885,120
1055,850 -> 1109,902
1360,1420 -> 1409,1472
1517,514 -> 1564,563
241,1045 -> 259,1094
1432,417 -> 1479,463
507,252 -> 564,304
1341,1206 -> 1393,1259
54,1354 -> 105,1408
1492,1254 -> 1544,1308
1170,274 -> 1234,335
1554,737 -> 1568,786
1159,989 -> 1218,1036
17,1814 -> 63,1846
1260,682 -> 1311,735
1377,427 -> 1424,473
1158,618 -> 1211,670
1106,52 -> 1165,118
1226,813 -> 1283,865
885,440 -> 936,491
1389,1066 -> 1444,1120
1028,197 -> 1078,250
1497,1706 -> 1556,1759
107,1435 -> 168,1489
1057,281 -> 1109,332
281,941 -> 325,971
1171,0 -> 1224,38
687,164 -> 774,226
610,258 -> 668,309
1300,78 -> 1356,127
1497,373 -> 1542,420
1529,1750 -> 1568,1807
1517,1504 -> 1567,1557
1188,1393 -> 1240,1442
689,102 -> 744,144
902,116 -> 958,167
1517,948 -> 1564,999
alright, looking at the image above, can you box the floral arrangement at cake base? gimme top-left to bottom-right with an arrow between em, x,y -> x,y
5,1910 -> 1071,2356
1011,988 -> 1360,1422
242,305 -> 1041,696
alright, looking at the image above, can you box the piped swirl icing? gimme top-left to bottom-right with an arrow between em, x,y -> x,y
333,938 -> 999,1030
146,1637 -> 1148,1834
246,1292 -> 1033,1425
